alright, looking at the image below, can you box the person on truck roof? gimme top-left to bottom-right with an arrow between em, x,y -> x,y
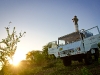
72,15 -> 79,32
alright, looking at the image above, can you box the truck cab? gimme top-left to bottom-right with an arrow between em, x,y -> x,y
48,41 -> 59,58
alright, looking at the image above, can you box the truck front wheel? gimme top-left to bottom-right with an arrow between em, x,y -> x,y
78,59 -> 83,62
62,57 -> 71,66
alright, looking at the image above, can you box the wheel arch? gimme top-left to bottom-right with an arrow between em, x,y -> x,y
90,44 -> 98,49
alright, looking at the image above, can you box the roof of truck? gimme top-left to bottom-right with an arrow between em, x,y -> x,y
58,31 -> 81,43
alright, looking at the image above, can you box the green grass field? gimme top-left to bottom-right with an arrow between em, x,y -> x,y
2,57 -> 100,75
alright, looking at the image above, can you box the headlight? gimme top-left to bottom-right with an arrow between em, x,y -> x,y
77,47 -> 80,51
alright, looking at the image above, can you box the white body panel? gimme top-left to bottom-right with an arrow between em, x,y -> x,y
58,41 -> 83,57
48,47 -> 59,58
84,34 -> 100,51
59,34 -> 100,57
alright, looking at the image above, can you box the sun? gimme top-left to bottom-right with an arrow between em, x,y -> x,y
12,55 -> 22,66
10,51 -> 26,66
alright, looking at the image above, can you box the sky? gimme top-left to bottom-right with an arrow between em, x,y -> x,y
0,0 -> 100,60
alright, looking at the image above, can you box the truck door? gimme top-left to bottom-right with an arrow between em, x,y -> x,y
81,26 -> 100,52
80,29 -> 93,52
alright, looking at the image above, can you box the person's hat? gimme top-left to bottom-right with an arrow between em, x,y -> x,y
74,15 -> 77,17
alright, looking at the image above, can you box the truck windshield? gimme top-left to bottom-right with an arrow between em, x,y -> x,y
48,41 -> 57,48
59,40 -> 65,46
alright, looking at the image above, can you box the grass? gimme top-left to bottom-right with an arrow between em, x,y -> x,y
1,58 -> 100,75
35,58 -> 100,75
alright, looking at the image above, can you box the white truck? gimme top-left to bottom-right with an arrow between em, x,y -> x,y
48,26 -> 100,66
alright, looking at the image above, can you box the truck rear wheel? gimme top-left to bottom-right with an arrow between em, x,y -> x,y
85,51 -> 93,65
62,57 -> 71,66
94,49 -> 99,61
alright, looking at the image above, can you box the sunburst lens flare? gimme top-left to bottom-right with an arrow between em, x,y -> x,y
9,52 -> 25,66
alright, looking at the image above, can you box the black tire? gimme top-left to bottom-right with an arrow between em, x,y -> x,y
94,49 -> 99,61
85,51 -> 93,65
62,57 -> 71,66
63,57 -> 71,66
78,59 -> 83,63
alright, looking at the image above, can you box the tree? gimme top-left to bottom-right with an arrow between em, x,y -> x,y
26,50 -> 45,65
26,50 -> 39,60
0,26 -> 26,74
26,43 -> 56,66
